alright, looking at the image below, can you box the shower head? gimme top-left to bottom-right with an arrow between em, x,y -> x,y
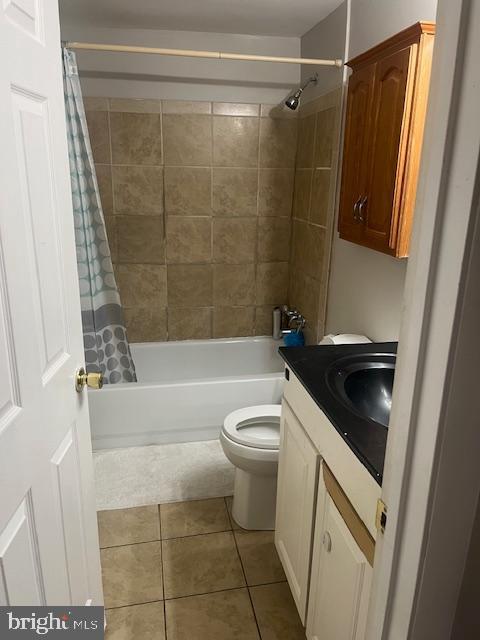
285,73 -> 318,110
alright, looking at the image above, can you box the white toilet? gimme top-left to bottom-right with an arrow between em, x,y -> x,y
220,404 -> 281,530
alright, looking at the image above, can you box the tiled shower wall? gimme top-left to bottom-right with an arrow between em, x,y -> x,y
289,89 -> 342,344
84,97 -> 297,342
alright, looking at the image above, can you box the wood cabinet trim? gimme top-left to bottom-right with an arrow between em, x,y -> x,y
322,463 -> 375,567
347,21 -> 436,70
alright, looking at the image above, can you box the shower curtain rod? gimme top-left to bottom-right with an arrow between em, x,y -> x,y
65,42 -> 343,67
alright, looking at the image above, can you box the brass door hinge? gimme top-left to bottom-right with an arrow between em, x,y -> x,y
376,499 -> 387,534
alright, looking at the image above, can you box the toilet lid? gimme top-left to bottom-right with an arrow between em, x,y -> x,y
222,405 -> 281,450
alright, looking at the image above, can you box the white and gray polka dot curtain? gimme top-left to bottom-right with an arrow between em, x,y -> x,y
63,48 -> 137,384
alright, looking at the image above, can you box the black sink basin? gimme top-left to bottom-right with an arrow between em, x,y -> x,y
326,353 -> 396,427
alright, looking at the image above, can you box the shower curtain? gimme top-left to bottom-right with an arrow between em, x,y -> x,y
62,48 -> 137,384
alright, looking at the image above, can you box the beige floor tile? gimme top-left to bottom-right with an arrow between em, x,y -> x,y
98,506 -> 160,548
234,530 -> 286,586
165,589 -> 260,640
105,602 -> 165,640
225,496 -> 242,531
162,531 -> 245,599
250,582 -> 305,640
160,498 -> 231,539
101,542 -> 163,608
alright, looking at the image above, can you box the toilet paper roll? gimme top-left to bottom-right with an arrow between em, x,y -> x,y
319,333 -> 372,345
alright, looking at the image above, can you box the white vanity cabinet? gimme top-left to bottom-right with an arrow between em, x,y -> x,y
306,464 -> 373,640
275,367 -> 380,638
275,399 -> 320,623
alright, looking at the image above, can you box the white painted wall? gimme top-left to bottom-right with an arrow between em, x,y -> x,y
324,0 -> 438,341
301,1 -> 348,99
60,25 -> 301,104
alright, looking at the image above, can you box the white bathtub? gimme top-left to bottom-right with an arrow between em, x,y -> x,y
89,336 -> 285,450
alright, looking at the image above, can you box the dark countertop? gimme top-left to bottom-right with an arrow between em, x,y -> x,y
279,342 -> 398,485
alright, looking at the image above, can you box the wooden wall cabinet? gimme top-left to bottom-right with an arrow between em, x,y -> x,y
338,22 -> 435,257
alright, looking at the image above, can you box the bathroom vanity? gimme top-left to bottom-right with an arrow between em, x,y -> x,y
275,342 -> 397,639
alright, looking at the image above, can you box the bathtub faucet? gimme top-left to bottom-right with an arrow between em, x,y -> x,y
273,306 -> 306,340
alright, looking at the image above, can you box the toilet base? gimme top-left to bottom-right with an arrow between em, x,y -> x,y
232,468 -> 277,530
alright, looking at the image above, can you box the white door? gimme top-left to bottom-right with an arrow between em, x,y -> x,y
0,1 -> 103,606
275,399 -> 320,623
307,477 -> 371,640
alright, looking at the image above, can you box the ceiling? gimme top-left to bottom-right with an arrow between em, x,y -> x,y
59,0 -> 344,38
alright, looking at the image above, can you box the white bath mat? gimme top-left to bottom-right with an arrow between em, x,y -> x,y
94,439 -> 235,510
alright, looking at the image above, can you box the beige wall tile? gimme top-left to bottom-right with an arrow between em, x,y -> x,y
255,306 -> 274,336
96,164 -> 113,217
257,218 -> 291,262
163,114 -> 212,166
104,216 -> 117,263
124,305 -> 167,342
106,602 -> 165,640
166,217 -> 212,263
117,264 -> 167,308
259,118 -> 297,168
213,218 -> 256,263
256,262 -> 289,305
291,220 -> 325,280
213,264 -> 255,306
310,169 -> 330,226
213,307 -> 255,338
167,307 -> 212,340
213,103 -> 259,117
86,110 -> 110,164
165,167 -> 211,215
110,112 -> 162,165
162,100 -> 211,114
296,113 -> 316,168
83,97 -> 109,112
288,268 -> 320,343
314,107 -> 336,167
258,169 -> 294,217
112,165 -> 163,215
117,216 -> 165,264
109,98 -> 161,113
261,104 -> 298,119
167,264 -> 213,308
292,169 -> 312,220
212,168 -> 258,216
213,116 -> 259,167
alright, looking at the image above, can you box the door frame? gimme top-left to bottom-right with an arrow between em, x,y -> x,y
367,0 -> 480,637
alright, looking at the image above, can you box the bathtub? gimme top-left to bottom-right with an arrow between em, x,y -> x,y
89,336 -> 285,450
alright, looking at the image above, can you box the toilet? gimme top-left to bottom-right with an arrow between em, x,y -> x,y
220,404 -> 281,530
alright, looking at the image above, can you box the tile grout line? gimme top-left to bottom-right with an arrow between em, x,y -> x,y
158,504 -> 168,639
230,518 -> 263,639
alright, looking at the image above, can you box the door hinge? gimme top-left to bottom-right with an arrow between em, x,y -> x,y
376,499 -> 387,534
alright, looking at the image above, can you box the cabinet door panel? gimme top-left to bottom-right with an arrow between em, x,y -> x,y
338,62 -> 375,242
307,480 -> 372,640
275,400 -> 320,623
364,47 -> 411,252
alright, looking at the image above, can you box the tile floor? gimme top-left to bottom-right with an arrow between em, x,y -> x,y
99,497 -> 306,639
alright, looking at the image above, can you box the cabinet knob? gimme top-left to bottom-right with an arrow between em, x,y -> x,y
322,531 -> 332,552
353,198 -> 361,221
358,195 -> 368,222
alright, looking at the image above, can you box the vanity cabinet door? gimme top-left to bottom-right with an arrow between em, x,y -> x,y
307,469 -> 372,640
275,400 -> 320,623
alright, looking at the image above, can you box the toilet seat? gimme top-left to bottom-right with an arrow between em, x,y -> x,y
222,405 -> 281,450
